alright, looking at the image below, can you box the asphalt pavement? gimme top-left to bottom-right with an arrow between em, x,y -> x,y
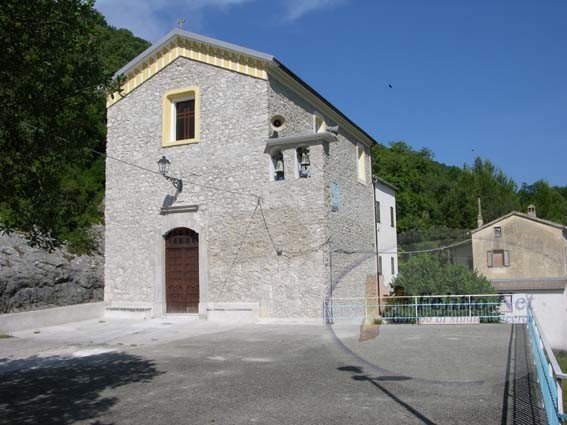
0,319 -> 546,424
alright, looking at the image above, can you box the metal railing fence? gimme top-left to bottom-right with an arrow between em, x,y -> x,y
527,307 -> 567,425
324,294 -> 513,324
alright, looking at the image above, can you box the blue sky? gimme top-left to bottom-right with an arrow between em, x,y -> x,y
96,0 -> 566,187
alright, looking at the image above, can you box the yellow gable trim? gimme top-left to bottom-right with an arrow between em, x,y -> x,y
107,37 -> 267,108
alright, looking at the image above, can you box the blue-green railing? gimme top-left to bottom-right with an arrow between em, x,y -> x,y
527,308 -> 566,425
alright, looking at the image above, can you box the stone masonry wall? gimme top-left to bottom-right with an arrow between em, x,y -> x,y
106,57 -> 329,318
324,114 -> 376,300
267,77 -> 376,302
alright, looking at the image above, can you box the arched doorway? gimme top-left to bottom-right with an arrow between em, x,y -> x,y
165,228 -> 199,313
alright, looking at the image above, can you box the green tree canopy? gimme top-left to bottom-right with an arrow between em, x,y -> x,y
372,141 -> 566,236
392,254 -> 494,296
0,1 -> 149,251
518,180 -> 567,225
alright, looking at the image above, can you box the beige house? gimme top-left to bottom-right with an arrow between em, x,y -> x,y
471,206 -> 567,292
471,206 -> 567,349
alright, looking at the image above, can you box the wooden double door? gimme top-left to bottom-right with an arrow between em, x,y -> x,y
165,228 -> 199,313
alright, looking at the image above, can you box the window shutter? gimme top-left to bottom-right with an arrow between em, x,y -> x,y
375,201 -> 381,223
378,256 -> 382,274
504,250 -> 510,267
487,251 -> 493,267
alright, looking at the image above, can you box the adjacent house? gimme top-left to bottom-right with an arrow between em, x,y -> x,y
374,177 -> 398,291
471,205 -> 567,291
104,29 -> 377,321
471,205 -> 567,349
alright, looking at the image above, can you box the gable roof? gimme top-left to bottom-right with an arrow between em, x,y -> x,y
471,211 -> 566,234
106,28 -> 377,146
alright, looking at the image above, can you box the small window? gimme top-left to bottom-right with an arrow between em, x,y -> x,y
357,144 -> 366,183
378,256 -> 383,275
390,206 -> 395,228
494,227 -> 502,238
162,86 -> 200,147
175,99 -> 195,141
313,113 -> 326,133
391,257 -> 395,275
488,250 -> 510,267
375,201 -> 381,223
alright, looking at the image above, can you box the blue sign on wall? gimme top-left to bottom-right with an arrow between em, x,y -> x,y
331,182 -> 340,211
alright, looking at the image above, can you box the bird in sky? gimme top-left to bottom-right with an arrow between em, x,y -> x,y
388,84 -> 392,88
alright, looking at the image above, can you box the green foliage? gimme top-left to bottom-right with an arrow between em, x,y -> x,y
372,142 -> 451,232
392,254 -> 494,296
0,2 -> 149,252
518,180 -> 567,225
398,226 -> 469,252
372,141 -> 567,236
95,20 -> 150,76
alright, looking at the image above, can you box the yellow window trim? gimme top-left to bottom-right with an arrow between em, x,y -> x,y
162,86 -> 200,147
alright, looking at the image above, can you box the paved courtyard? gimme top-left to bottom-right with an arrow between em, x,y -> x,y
0,319 -> 545,424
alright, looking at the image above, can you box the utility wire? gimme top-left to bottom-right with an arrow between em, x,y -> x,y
257,198 -> 334,258
284,236 -> 332,258
399,238 -> 472,254
258,198 -> 280,255
215,198 -> 260,301
89,146 -> 260,199
333,238 -> 472,255
20,121 -> 261,200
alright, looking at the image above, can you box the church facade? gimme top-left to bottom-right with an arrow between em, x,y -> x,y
104,29 -> 377,321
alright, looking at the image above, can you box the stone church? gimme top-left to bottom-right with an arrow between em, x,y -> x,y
104,29 -> 377,321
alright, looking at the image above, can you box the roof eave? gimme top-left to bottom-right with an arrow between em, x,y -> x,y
373,176 -> 398,191
472,211 -> 565,234
270,59 -> 377,147
111,29 -> 378,147
114,28 -> 274,78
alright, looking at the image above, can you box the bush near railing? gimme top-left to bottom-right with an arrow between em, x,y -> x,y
381,295 -> 502,323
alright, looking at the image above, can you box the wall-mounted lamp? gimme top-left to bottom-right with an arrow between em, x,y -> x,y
157,156 -> 183,192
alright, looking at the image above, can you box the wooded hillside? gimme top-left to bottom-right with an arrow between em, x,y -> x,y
1,2 -> 564,253
372,142 -> 567,235
0,2 -> 150,252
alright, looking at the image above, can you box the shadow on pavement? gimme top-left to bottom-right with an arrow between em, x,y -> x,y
0,352 -> 161,425
337,365 -> 436,424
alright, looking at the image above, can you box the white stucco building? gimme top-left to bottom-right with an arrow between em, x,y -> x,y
374,177 -> 398,291
103,29 -> 378,321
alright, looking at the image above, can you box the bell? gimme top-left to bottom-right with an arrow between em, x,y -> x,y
275,158 -> 284,173
300,150 -> 310,167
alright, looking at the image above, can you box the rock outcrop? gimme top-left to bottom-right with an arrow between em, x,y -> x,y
0,229 -> 103,313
